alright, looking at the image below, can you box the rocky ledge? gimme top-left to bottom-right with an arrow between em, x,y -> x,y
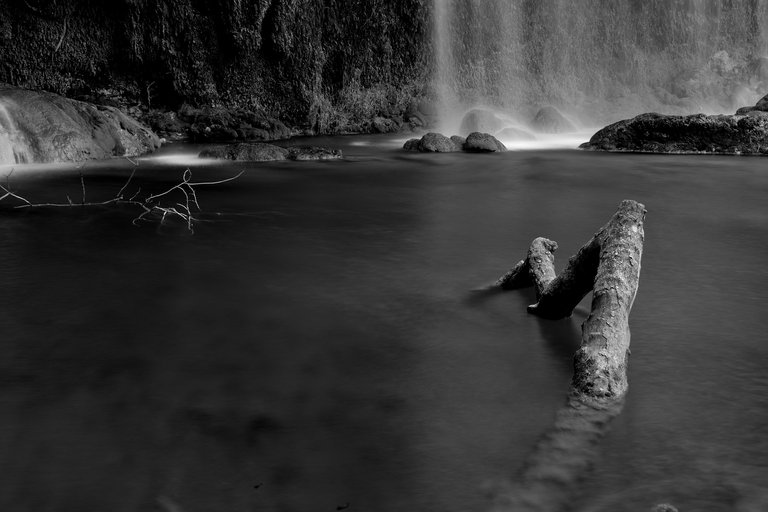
199,143 -> 342,161
403,132 -> 506,153
580,111 -> 768,155
0,85 -> 160,165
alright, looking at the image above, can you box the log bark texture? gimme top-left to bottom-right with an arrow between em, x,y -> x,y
498,199 -> 645,401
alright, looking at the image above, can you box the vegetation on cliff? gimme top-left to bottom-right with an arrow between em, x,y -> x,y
0,0 -> 430,134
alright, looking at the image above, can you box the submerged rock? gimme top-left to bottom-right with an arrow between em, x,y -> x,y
199,142 -> 342,161
580,112 -> 768,154
463,132 -> 507,152
459,108 -> 504,135
0,85 -> 160,165
530,106 -> 576,133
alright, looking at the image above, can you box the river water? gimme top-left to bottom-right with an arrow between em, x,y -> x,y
1,137 -> 767,512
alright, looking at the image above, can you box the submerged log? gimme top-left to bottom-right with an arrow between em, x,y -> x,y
497,199 -> 645,400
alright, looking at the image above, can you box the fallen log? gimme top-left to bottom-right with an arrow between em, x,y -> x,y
487,200 -> 646,512
496,199 -> 645,400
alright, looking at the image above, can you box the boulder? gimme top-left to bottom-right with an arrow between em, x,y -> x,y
372,116 -> 400,134
450,135 -> 466,148
463,132 -> 507,152
0,85 -> 160,165
403,132 -> 461,152
530,106 -> 576,133
403,138 -> 420,151
580,112 -> 768,154
199,143 -> 288,161
734,92 -> 768,115
459,108 -> 504,134
756,92 -> 768,111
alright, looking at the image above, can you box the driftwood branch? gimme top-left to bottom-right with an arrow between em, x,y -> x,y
1,165 -> 243,234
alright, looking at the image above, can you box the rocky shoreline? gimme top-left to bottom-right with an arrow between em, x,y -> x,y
580,93 -> 768,155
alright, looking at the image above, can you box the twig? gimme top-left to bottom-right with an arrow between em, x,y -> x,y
79,171 -> 86,205
53,16 -> 68,53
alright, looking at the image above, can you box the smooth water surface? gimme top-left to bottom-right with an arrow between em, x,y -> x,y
1,138 -> 768,512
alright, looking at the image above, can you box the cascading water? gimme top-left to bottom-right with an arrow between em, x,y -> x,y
433,0 -> 768,144
0,100 -> 33,165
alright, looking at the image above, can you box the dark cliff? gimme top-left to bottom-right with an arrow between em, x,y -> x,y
0,0 -> 431,133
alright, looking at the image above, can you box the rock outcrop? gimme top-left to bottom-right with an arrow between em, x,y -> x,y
199,143 -> 342,161
0,85 -> 160,165
580,112 -> 768,155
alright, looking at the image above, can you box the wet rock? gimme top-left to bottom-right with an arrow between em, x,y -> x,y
460,108 -> 505,135
463,131 -> 507,152
403,132 -> 461,152
651,504 -> 678,512
756,92 -> 768,110
530,106 -> 576,133
580,112 -> 768,155
0,85 -> 160,165
372,116 -> 399,134
286,145 -> 343,160
178,106 -> 292,142
403,138 -> 420,151
199,142 -> 288,161
734,92 -> 768,115
496,126 -> 537,141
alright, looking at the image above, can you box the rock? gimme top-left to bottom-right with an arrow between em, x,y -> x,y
735,92 -> 768,115
180,106 -> 292,142
651,504 -> 678,512
286,145 -> 343,160
530,106 -> 576,133
496,126 -> 537,141
199,142 -> 288,161
580,112 -> 768,154
404,132 -> 462,152
0,85 -> 160,165
463,132 -> 507,152
372,116 -> 399,134
450,135 -> 466,148
459,108 -> 504,134
403,138 -> 420,151
736,106 -> 757,115
756,92 -> 768,111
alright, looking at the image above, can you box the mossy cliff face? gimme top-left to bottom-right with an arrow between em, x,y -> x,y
0,0 -> 430,132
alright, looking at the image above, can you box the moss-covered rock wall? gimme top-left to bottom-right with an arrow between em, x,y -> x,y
0,0 -> 431,131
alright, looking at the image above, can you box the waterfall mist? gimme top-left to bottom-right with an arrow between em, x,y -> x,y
432,0 -> 768,140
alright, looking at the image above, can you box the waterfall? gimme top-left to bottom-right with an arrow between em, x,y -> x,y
432,0 -> 768,140
0,100 -> 33,166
